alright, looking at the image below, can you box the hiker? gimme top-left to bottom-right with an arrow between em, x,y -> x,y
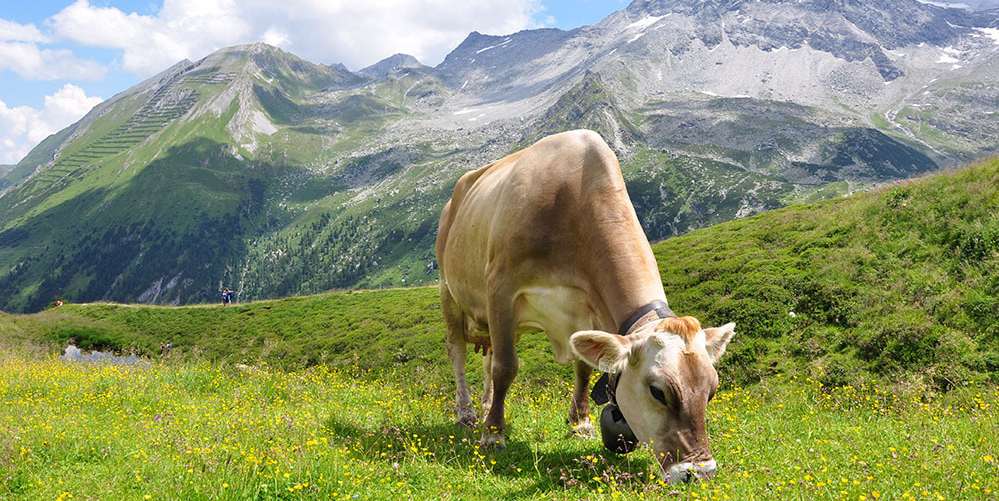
221,288 -> 232,305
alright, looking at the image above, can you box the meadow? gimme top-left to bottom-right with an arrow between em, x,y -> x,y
1,354 -> 995,500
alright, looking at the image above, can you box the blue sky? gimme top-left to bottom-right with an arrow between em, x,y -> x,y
0,0 -> 626,164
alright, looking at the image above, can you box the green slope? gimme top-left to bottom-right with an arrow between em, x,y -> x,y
0,45 -> 409,313
654,157 -> 999,388
4,157 -> 997,388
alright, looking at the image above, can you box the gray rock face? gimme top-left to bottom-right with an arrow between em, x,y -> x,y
436,28 -> 579,98
618,0 -> 993,79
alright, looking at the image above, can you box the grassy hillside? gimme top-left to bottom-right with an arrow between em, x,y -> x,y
4,157 -> 997,389
1,356 -> 994,500
654,156 -> 999,389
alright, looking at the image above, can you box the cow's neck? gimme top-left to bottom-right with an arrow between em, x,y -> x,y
586,223 -> 668,333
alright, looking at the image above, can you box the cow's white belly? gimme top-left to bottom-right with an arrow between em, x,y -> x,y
515,285 -> 598,364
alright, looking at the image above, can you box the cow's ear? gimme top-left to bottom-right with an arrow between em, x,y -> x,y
570,331 -> 633,373
704,323 -> 736,363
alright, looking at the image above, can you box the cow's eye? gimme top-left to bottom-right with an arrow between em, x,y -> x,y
649,385 -> 668,406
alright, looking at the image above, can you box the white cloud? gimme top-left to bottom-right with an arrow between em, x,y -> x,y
0,19 -> 50,43
0,17 -> 105,80
0,41 -> 106,80
49,0 -> 544,76
262,28 -> 291,49
0,84 -> 102,164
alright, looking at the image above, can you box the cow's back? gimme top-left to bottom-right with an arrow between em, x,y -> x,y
437,130 -> 636,321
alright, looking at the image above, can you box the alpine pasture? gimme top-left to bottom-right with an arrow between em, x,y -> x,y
2,158 -> 998,499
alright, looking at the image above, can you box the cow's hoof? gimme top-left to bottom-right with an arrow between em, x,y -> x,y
479,432 -> 506,449
570,420 -> 596,438
456,411 -> 478,428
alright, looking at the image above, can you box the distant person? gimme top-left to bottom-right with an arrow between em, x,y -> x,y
221,288 -> 231,306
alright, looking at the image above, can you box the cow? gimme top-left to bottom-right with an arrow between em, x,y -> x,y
435,129 -> 736,482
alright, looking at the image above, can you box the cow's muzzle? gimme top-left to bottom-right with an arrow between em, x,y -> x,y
664,459 -> 718,483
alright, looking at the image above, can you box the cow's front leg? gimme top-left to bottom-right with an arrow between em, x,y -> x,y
569,359 -> 595,438
481,304 -> 517,448
481,348 -> 494,417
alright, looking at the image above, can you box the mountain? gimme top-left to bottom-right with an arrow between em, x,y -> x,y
359,53 -> 430,79
1,0 -> 997,312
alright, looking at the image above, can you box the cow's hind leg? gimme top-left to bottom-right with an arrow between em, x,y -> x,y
569,360 -> 595,438
481,294 -> 517,448
442,285 -> 476,427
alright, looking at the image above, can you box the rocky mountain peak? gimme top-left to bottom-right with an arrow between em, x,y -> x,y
359,53 -> 428,79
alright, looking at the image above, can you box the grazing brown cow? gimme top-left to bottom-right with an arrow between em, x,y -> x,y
435,129 -> 735,482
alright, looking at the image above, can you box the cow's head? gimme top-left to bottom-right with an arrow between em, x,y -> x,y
570,317 -> 735,482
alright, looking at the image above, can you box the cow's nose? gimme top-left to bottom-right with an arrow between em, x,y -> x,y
665,459 -> 717,483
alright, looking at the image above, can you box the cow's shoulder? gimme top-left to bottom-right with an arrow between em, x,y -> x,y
538,130 -> 620,176
539,129 -> 614,158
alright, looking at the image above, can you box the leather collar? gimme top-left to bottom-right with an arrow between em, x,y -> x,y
618,299 -> 674,335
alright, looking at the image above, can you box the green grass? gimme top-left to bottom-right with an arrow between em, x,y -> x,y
0,355 -> 994,500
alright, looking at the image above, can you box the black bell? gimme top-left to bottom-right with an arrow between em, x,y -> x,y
599,404 -> 639,454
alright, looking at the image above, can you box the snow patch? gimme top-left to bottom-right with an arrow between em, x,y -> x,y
937,53 -> 959,64
628,32 -> 646,44
476,38 -> 512,54
916,0 -> 971,9
975,27 -> 999,45
453,108 -> 479,116
697,90 -> 750,98
627,15 -> 667,31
